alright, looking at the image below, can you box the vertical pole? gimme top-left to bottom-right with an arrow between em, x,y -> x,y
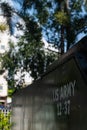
60,25 -> 64,54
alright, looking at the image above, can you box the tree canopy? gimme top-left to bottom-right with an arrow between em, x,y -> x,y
0,0 -> 87,88
1,0 -> 87,51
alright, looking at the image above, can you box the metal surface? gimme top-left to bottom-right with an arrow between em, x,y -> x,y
12,36 -> 87,130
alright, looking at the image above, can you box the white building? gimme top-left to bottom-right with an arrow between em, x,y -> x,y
0,16 -> 9,54
0,74 -> 8,106
0,16 -> 10,106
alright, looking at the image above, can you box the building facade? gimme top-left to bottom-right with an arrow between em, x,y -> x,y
0,16 -> 9,106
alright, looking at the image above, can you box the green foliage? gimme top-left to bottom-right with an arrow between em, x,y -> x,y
1,0 -> 87,88
53,0 -> 87,52
8,88 -> 16,97
55,11 -> 69,25
0,23 -> 7,32
1,2 -> 12,17
1,2 -> 14,34
72,1 -> 82,11
2,42 -> 18,88
0,111 -> 11,130
1,0 -> 87,50
2,38 -> 57,88
1,17 -> 57,87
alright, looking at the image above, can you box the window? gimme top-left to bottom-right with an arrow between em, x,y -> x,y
0,86 -> 3,90
1,45 -> 5,50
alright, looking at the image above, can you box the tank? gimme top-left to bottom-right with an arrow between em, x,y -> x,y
12,36 -> 87,130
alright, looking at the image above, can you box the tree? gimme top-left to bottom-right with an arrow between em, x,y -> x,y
2,39 -> 57,88
1,16 -> 57,87
41,0 -> 87,53
1,0 -> 87,51
0,0 -> 87,88
0,0 -> 58,88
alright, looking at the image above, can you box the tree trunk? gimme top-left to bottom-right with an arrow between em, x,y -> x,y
60,25 -> 64,54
